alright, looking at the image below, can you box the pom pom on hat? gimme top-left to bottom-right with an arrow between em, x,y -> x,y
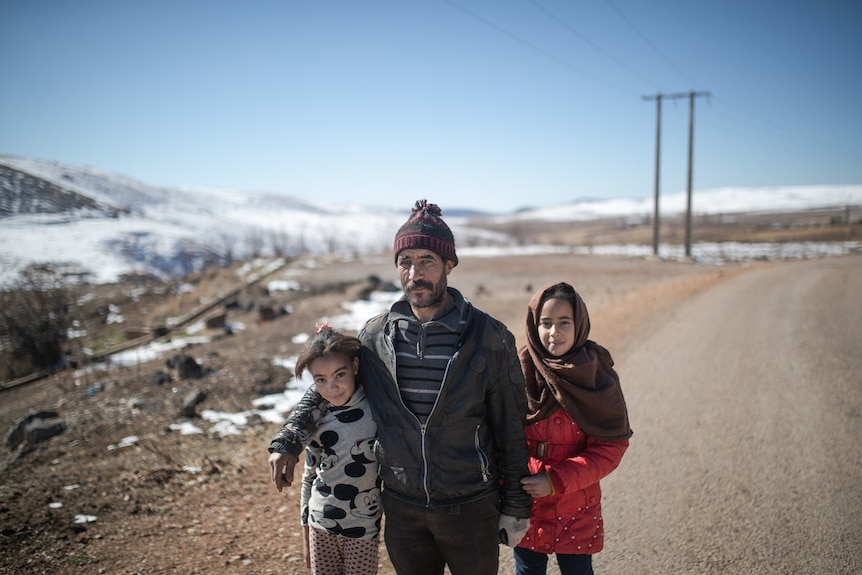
393,199 -> 458,266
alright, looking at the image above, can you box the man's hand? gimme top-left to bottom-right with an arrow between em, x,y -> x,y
498,514 -> 530,547
268,451 -> 299,492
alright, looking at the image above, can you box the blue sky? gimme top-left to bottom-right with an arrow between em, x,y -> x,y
2,0 -> 860,212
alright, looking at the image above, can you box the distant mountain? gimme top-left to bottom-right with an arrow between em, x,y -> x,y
0,155 -> 412,283
509,186 -> 862,223
0,163 -> 126,218
1,154 -> 860,285
0,154 -> 340,217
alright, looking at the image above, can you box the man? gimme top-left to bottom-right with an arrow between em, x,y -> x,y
269,199 -> 531,575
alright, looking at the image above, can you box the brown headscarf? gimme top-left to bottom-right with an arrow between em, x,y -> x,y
519,282 -> 632,442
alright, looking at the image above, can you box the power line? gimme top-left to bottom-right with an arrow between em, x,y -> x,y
440,0 -> 634,97
528,0 -> 662,90
604,0 -> 700,88
704,97 -> 858,164
599,2 -> 851,167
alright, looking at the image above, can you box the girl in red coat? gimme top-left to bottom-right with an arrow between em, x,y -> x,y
515,282 -> 632,575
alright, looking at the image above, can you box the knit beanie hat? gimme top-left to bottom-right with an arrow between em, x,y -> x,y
393,199 -> 458,266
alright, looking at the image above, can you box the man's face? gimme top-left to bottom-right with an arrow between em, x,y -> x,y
396,249 -> 453,311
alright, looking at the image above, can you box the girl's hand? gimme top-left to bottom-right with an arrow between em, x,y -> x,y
268,452 -> 299,492
521,472 -> 554,498
302,525 -> 311,568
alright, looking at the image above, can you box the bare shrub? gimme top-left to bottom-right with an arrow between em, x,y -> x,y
0,263 -> 75,379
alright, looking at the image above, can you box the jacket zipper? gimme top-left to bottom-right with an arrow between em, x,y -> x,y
386,321 -> 433,504
420,423 -> 430,505
387,318 -> 466,506
475,425 -> 490,483
418,351 -> 456,505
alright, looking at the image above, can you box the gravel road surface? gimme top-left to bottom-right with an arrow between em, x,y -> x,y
580,256 -> 862,575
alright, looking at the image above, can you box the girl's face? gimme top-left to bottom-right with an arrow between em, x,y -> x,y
308,353 -> 359,407
538,297 -> 576,357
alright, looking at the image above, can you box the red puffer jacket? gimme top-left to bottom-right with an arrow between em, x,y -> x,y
517,406 -> 629,555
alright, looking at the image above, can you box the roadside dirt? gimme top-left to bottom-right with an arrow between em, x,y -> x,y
0,252 -> 740,574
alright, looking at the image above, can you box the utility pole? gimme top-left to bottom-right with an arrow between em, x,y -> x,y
642,93 -> 662,256
684,90 -> 710,258
643,90 -> 710,259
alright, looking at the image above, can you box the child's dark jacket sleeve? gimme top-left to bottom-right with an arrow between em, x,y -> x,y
268,386 -> 329,455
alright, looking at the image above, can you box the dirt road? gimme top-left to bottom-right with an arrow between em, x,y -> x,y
580,255 -> 862,575
3,253 -> 860,574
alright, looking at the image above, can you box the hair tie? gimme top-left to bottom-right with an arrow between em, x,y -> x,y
315,322 -> 331,333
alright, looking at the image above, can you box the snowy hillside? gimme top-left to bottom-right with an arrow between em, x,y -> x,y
0,155 -> 413,283
509,185 -> 862,223
1,154 -> 861,284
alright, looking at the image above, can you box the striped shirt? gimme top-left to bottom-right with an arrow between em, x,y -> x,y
390,291 -> 467,423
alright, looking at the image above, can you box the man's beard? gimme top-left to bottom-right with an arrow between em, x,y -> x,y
405,276 -> 448,310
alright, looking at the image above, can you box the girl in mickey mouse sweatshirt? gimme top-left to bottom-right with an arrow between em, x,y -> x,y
273,325 -> 381,575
